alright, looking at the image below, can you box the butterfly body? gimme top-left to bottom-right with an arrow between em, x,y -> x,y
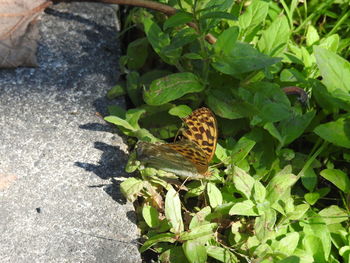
136,108 -> 217,178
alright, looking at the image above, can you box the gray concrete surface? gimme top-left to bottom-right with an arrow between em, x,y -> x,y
0,3 -> 141,262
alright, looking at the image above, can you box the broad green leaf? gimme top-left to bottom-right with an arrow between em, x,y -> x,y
162,28 -> 197,54
142,205 -> 160,228
126,37 -> 148,70
320,169 -> 350,193
143,17 -> 179,64
144,73 -> 203,105
314,118 -> 350,149
239,0 -> 269,32
306,25 -> 320,46
104,115 -> 136,131
303,235 -> 326,262
107,83 -> 126,99
159,246 -> 189,263
140,232 -> 177,253
266,173 -> 298,205
200,11 -> 237,21
120,177 -> 144,202
276,256 -> 301,263
206,89 -> 257,119
274,232 -> 299,255
207,183 -> 223,208
165,187 -> 184,234
314,46 -> 350,93
206,246 -> 238,263
301,211 -> 331,261
213,26 -> 239,55
163,11 -> 193,30
319,34 -> 339,52
212,42 -> 281,78
168,105 -> 192,118
230,134 -> 257,165
304,192 -> 320,205
278,110 -> 316,146
180,223 -> 217,241
232,166 -> 255,199
255,208 -> 276,242
252,181 -> 266,203
287,203 -> 310,220
229,200 -> 259,216
125,108 -> 146,130
183,240 -> 207,263
126,71 -> 142,106
319,205 -> 349,225
301,167 -> 317,192
258,15 -> 290,56
189,206 -> 211,229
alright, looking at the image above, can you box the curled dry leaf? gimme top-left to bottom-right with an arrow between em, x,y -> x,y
0,173 -> 17,190
0,0 -> 52,68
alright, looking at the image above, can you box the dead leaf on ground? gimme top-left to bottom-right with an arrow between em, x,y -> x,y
0,173 -> 17,190
0,0 -> 52,68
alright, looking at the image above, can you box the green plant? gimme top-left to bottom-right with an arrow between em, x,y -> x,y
106,0 -> 350,262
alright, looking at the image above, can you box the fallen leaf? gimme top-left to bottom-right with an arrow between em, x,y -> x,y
0,0 -> 52,68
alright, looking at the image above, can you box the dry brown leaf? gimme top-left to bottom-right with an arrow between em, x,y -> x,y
0,173 -> 17,190
0,0 -> 51,68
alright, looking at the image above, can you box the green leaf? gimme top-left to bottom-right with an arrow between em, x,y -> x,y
306,25 -> 320,46
104,115 -> 136,131
319,205 -> 349,225
303,235 -> 326,262
126,71 -> 142,106
255,208 -> 276,242
207,183 -> 223,208
265,173 -> 298,205
200,11 -> 237,21
239,0 -> 269,32
229,200 -> 259,216
144,73 -> 204,105
314,117 -> 350,149
274,232 -> 300,255
214,26 -> 239,55
258,15 -> 290,57
320,169 -> 350,193
301,211 -> 331,261
120,177 -> 144,202
276,256 -> 301,263
304,192 -> 320,205
142,205 -> 160,228
230,133 -> 257,165
169,105 -> 193,118
206,246 -> 238,263
163,11 -> 193,30
301,167 -> 317,192
183,240 -> 207,263
252,181 -> 266,203
165,187 -> 184,234
206,89 -> 256,119
159,247 -> 189,263
107,83 -> 126,99
314,46 -> 350,93
212,42 -> 281,78
140,233 -> 177,253
143,17 -> 179,64
287,203 -> 310,220
125,108 -> 146,130
126,38 -> 149,70
232,166 -> 255,199
180,223 -> 217,241
189,206 -> 211,229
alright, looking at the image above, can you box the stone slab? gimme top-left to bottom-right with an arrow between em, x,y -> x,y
0,3 -> 141,263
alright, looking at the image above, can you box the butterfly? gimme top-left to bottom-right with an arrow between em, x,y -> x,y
136,107 -> 218,178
